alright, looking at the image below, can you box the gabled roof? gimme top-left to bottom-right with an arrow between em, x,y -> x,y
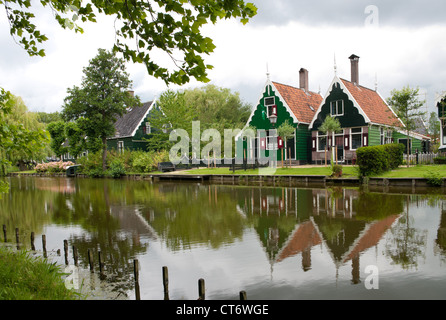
340,78 -> 402,127
111,100 -> 155,139
272,81 -> 323,124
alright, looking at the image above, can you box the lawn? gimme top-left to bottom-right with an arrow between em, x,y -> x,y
184,165 -> 446,178
185,166 -> 359,176
374,165 -> 446,178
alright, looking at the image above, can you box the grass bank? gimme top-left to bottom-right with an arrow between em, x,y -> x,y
184,165 -> 446,178
0,246 -> 82,300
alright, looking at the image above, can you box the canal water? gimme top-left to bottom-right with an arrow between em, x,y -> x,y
1,176 -> 445,300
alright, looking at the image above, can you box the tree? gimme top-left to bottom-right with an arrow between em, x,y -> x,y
47,121 -> 67,158
277,120 -> 295,167
62,49 -> 140,171
319,116 -> 341,166
387,86 -> 426,167
147,85 -> 252,158
0,92 -> 49,172
428,111 -> 441,152
2,0 -> 257,85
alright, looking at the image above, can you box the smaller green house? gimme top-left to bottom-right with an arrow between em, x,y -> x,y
309,54 -> 430,164
236,68 -> 323,163
107,100 -> 157,152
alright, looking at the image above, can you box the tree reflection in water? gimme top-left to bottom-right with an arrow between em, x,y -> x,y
0,177 -> 445,299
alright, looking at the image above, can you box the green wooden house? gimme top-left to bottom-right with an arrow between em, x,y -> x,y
309,54 -> 430,163
437,94 -> 446,152
236,68 -> 323,163
107,100 -> 157,152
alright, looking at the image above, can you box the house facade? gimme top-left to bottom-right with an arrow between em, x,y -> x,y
238,54 -> 430,164
437,94 -> 446,152
107,99 -> 157,152
237,68 -> 323,163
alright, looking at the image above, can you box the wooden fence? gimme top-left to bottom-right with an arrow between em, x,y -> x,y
2,225 -> 248,300
403,153 -> 439,165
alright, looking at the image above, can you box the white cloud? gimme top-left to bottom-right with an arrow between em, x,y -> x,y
1,2 -> 445,115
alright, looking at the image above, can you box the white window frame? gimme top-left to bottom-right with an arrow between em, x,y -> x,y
264,96 -> 276,118
317,131 -> 327,152
350,127 -> 363,150
117,141 -> 124,153
146,122 -> 151,134
330,100 -> 344,116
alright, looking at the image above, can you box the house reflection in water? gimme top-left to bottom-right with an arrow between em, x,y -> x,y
238,187 -> 403,283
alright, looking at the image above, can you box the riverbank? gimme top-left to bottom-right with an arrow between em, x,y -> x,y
7,164 -> 446,188
0,246 -> 82,300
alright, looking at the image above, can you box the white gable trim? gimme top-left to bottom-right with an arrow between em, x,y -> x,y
235,79 -> 302,140
309,76 -> 371,129
130,98 -> 158,138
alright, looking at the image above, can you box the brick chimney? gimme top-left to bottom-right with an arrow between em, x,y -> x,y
349,54 -> 360,85
299,68 -> 309,92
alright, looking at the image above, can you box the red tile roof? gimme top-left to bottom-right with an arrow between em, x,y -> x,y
272,82 -> 323,124
276,220 -> 322,263
340,79 -> 402,127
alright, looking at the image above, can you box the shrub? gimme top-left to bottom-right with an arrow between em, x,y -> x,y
131,150 -> 169,173
107,159 -> 126,178
356,143 -> 405,177
424,170 -> 444,187
35,161 -> 75,173
434,156 -> 446,164
331,164 -> 343,177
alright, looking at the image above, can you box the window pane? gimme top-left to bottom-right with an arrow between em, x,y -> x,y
337,101 -> 343,115
351,134 -> 362,149
318,136 -> 327,151
351,128 -> 362,133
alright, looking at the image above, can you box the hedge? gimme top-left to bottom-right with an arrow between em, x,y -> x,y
356,143 -> 405,177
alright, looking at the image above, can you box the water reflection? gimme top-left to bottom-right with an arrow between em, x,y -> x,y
1,176 -> 445,299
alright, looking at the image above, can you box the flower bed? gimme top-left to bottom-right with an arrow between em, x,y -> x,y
35,161 -> 75,173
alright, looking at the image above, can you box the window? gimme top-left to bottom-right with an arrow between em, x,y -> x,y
317,131 -> 327,152
264,97 -> 276,117
381,127 -> 393,145
264,97 -> 275,106
330,100 -> 344,116
351,127 -> 362,150
146,122 -> 151,135
117,141 -> 124,153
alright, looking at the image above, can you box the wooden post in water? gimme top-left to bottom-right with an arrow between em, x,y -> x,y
98,251 -> 105,280
15,228 -> 20,250
198,278 -> 205,300
30,232 -> 35,251
3,225 -> 6,242
240,290 -> 247,300
162,266 -> 169,300
42,235 -> 47,258
88,249 -> 94,273
64,240 -> 69,265
73,246 -> 78,266
133,259 -> 140,300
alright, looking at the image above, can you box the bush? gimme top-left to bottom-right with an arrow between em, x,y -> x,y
434,156 -> 446,164
35,161 -> 75,173
424,170 -> 444,187
132,150 -> 169,173
107,159 -> 126,178
331,164 -> 343,177
356,143 -> 405,177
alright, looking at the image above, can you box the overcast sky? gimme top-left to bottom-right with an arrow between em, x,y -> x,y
1,0 -> 445,116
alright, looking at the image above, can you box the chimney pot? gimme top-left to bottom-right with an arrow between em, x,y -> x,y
349,54 -> 360,85
299,68 -> 309,92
